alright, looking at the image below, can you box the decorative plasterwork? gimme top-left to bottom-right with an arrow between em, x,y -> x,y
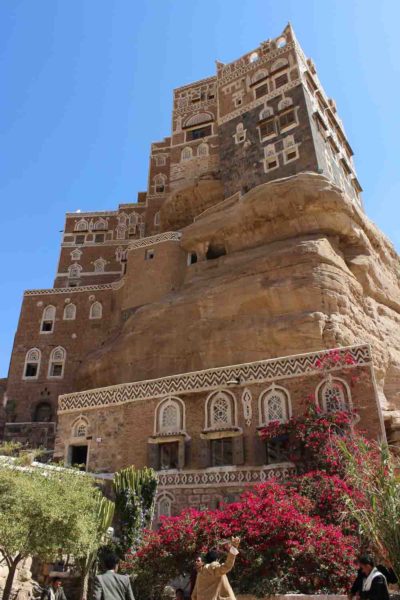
24,283 -> 115,296
128,231 -> 182,251
157,464 -> 295,489
218,79 -> 300,126
241,388 -> 253,426
217,42 -> 295,86
58,344 -> 371,414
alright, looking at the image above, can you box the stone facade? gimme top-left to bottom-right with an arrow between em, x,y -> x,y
3,25 -> 400,515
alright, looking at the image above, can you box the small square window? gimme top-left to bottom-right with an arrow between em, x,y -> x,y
265,157 -> 279,171
75,235 -> 85,245
284,147 -> 299,164
234,97 -> 243,107
94,234 -> 104,243
145,249 -> 155,260
50,364 -> 63,377
25,363 -> 38,378
41,321 -> 53,332
211,438 -> 233,467
159,442 -> 179,470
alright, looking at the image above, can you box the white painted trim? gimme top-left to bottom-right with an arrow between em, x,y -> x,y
258,385 -> 292,426
315,376 -> 352,412
204,390 -> 237,430
22,348 -> 41,380
154,396 -> 186,435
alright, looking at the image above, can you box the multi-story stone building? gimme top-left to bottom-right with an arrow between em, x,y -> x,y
3,25 -> 400,518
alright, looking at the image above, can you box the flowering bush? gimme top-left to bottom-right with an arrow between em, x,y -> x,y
125,481 -> 357,599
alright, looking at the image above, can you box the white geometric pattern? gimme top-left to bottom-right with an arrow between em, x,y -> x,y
128,231 -> 181,251
157,465 -> 295,489
58,344 -> 371,414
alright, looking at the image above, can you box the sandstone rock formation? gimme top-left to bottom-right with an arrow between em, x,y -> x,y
76,173 -> 400,437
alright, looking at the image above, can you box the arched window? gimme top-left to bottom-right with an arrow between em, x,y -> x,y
68,264 -> 82,279
130,212 -> 140,226
48,346 -> 66,378
93,258 -> 106,273
117,213 -> 128,226
259,106 -> 273,121
316,377 -> 351,413
23,348 -> 41,379
156,492 -> 174,520
63,303 -> 76,320
70,249 -> 82,261
75,219 -> 88,231
197,142 -> 209,157
94,218 -> 107,230
181,147 -> 193,161
154,174 -> 166,194
89,301 -> 102,319
184,112 -> 213,128
251,69 -> 268,84
206,391 -> 236,430
72,417 -> 89,438
155,397 -> 185,434
116,225 -> 127,240
154,212 -> 161,226
41,305 -> 56,333
234,123 -> 246,144
33,402 -> 52,422
278,97 -> 293,111
271,57 -> 289,72
259,385 -> 291,426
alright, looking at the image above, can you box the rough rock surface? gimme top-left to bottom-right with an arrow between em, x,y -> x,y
77,174 -> 400,434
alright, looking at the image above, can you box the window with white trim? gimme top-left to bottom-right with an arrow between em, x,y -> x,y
154,174 -> 166,194
154,155 -> 167,166
154,212 -> 161,226
259,386 -> 291,425
93,258 -> 107,273
156,493 -> 174,519
23,348 -> 41,379
197,142 -> 209,157
155,397 -> 185,435
89,301 -> 102,319
72,418 -> 89,438
63,303 -> 76,320
181,146 -> 193,161
206,391 -> 236,430
48,346 -> 66,378
75,219 -> 88,231
41,306 -> 56,333
68,264 -> 82,279
318,378 -> 351,413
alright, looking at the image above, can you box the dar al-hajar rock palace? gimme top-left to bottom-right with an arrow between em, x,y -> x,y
2,24 -> 400,519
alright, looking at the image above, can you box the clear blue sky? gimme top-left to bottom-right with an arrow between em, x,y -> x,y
1,0 -> 399,377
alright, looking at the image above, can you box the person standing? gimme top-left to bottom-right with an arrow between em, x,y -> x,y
358,556 -> 390,600
93,554 -> 135,600
191,537 -> 240,600
41,578 -> 67,600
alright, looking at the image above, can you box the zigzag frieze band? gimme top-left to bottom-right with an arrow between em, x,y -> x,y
127,231 -> 181,251
58,344 -> 371,414
157,464 -> 295,489
24,283 -> 115,297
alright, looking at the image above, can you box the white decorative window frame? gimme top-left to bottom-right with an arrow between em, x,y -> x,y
181,146 -> 193,161
279,106 -> 300,134
63,303 -> 76,320
258,384 -> 292,426
23,348 -> 41,380
282,143 -> 300,165
154,155 -> 167,167
47,346 -> 66,379
315,376 -> 352,413
154,396 -> 186,435
89,301 -> 103,320
156,491 -> 175,519
71,416 -> 89,439
204,390 -> 237,430
40,305 -> 56,335
263,145 -> 280,172
233,123 -> 247,145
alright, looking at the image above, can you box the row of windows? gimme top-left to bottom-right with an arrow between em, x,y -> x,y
152,382 -> 351,437
181,142 -> 209,161
23,347 -> 66,379
40,302 -> 102,334
74,218 -> 108,232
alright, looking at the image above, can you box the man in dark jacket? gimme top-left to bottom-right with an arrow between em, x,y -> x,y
93,554 -> 134,600
41,578 -> 67,600
357,556 -> 390,600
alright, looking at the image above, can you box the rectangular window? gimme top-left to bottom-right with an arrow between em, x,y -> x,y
75,235 -> 85,245
266,435 -> 289,464
279,109 -> 296,130
25,363 -> 38,378
259,118 -> 276,139
94,233 -> 105,243
186,125 -> 212,141
274,73 -> 289,88
50,363 -> 63,377
159,442 -> 179,470
210,438 -> 233,467
41,321 -> 53,332
284,148 -> 299,163
265,157 -> 279,171
255,83 -> 269,99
